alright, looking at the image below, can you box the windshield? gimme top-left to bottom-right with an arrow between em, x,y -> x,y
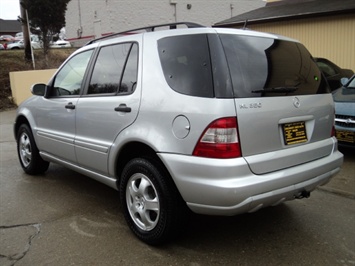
347,77 -> 355,88
333,77 -> 355,102
219,34 -> 330,97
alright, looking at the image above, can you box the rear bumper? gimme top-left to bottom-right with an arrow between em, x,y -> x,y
158,149 -> 343,216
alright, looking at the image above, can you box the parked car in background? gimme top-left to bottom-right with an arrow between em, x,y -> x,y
332,75 -> 355,148
5,35 -> 32,50
15,32 -> 23,40
0,35 -> 15,41
315,58 -> 354,91
14,22 -> 343,245
29,35 -> 42,49
6,36 -> 39,50
29,34 -> 71,49
2,32 -> 71,50
50,39 -> 71,48
6,40 -> 25,49
4,35 -> 71,50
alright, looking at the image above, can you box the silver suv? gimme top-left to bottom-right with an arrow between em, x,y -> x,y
14,22 -> 343,245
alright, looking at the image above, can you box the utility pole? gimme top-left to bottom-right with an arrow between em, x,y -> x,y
19,0 -> 31,62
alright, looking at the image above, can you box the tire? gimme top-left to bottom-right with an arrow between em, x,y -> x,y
17,124 -> 49,175
119,157 -> 188,245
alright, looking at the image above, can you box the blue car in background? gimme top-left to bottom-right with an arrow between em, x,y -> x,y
333,75 -> 355,148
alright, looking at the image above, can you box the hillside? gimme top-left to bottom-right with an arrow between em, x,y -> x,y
0,48 -> 76,111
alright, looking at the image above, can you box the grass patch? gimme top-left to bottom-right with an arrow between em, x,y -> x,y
0,48 -> 77,111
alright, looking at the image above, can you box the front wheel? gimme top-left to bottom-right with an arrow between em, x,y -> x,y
119,158 -> 188,245
17,124 -> 49,175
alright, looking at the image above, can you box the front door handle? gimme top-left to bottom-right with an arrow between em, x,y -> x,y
65,102 -> 75,109
115,104 -> 131,113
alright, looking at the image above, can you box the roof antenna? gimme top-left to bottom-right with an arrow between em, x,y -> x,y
243,19 -> 248,30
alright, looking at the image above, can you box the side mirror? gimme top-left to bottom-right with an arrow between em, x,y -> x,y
340,77 -> 349,86
30,83 -> 46,96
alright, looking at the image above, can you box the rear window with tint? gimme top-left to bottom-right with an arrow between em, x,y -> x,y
219,34 -> 329,97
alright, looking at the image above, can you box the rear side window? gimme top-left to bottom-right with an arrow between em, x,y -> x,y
158,34 -> 214,97
88,43 -> 138,95
219,34 -> 329,97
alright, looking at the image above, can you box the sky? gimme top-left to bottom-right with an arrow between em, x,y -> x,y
0,0 -> 21,20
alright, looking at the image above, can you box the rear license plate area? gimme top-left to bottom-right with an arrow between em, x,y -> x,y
282,121 -> 308,145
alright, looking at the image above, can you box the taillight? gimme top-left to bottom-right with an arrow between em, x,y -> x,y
192,117 -> 241,158
332,108 -> 336,137
331,125 -> 336,137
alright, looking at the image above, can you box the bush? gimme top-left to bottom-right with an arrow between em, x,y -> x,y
0,48 -> 76,111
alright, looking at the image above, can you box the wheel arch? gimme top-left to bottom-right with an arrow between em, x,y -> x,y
14,107 -> 38,139
14,114 -> 31,139
114,141 -> 174,190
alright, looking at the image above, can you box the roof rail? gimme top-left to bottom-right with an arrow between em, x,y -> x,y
86,22 -> 204,45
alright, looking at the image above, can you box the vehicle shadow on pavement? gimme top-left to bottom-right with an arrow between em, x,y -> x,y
339,146 -> 355,159
179,203 -> 297,244
25,163 -> 299,246
21,163 -> 123,214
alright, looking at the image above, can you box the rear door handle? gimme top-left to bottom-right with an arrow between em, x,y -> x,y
115,104 -> 131,113
65,102 -> 75,110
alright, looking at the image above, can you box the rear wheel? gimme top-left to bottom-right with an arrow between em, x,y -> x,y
119,157 -> 188,245
17,124 -> 49,175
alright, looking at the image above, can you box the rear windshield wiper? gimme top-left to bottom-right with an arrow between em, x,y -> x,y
252,87 -> 298,93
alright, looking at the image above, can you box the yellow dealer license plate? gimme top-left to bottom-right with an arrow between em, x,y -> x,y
282,121 -> 308,145
336,130 -> 355,143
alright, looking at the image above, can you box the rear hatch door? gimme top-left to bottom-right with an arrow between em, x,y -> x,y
219,33 -> 334,174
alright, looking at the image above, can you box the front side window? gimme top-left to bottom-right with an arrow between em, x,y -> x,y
52,49 -> 93,96
88,43 -> 138,95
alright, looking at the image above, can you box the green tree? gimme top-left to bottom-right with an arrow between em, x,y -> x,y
20,0 -> 70,56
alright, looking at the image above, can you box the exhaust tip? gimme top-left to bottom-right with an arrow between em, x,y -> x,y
295,190 -> 310,199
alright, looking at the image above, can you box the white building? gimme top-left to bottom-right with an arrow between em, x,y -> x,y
65,0 -> 265,46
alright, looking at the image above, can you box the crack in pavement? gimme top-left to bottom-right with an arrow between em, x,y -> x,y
0,223 -> 41,266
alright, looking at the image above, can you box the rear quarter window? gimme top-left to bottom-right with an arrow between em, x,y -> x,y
158,34 -> 214,97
